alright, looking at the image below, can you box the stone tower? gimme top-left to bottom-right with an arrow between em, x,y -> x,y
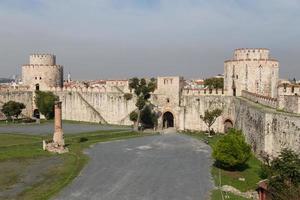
22,54 -> 63,91
224,48 -> 279,97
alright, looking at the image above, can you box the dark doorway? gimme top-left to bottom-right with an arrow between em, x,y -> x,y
35,84 -> 40,91
224,119 -> 233,133
163,112 -> 174,128
33,109 -> 40,119
233,88 -> 236,96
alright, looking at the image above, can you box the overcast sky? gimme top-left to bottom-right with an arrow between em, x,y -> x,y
0,0 -> 299,80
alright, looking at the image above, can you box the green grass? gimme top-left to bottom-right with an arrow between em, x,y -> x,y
183,131 -> 262,199
211,190 -> 250,200
0,129 -> 154,200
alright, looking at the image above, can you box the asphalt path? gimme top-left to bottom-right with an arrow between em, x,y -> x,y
0,122 -> 128,135
55,132 -> 214,200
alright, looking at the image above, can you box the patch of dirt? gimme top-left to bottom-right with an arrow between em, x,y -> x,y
0,156 -> 62,200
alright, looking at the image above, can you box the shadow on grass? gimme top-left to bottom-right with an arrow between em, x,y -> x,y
214,160 -> 250,172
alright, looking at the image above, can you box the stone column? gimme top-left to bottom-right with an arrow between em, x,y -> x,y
53,101 -> 64,146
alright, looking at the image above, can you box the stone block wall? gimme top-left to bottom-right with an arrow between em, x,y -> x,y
0,91 -> 34,118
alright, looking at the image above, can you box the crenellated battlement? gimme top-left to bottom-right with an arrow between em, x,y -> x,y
30,54 -> 56,65
233,48 -> 270,60
182,88 -> 226,96
241,90 -> 278,108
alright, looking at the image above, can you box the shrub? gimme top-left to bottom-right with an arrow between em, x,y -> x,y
262,149 -> 300,200
212,129 -> 251,169
35,91 -> 58,120
1,101 -> 26,121
124,93 -> 133,101
129,111 -> 138,122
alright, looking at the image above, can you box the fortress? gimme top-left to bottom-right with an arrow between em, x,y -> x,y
0,49 -> 299,157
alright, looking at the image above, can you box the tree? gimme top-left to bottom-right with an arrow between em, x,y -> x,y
129,77 -> 156,131
261,149 -> 300,200
1,101 -> 25,121
212,129 -> 251,169
35,91 -> 58,120
200,108 -> 222,136
204,77 -> 224,89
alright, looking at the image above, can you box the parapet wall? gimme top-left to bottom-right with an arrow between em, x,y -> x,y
182,88 -> 226,96
241,90 -> 278,108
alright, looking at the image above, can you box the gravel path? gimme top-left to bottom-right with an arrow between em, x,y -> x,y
55,132 -> 214,200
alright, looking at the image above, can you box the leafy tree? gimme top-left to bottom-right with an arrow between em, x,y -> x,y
129,77 -> 156,131
129,111 -> 138,122
200,108 -> 222,136
212,129 -> 251,169
261,149 -> 300,200
204,77 -> 224,89
124,93 -> 133,101
1,101 -> 25,121
35,91 -> 58,120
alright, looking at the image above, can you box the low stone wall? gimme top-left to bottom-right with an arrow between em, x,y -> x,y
241,90 -> 277,108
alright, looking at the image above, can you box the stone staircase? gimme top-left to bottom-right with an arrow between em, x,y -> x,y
76,92 -> 108,124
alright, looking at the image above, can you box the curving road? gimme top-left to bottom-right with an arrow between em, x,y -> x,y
55,132 -> 214,200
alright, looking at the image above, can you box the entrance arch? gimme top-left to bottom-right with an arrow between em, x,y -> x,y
163,112 -> 174,128
224,119 -> 233,133
33,109 -> 40,119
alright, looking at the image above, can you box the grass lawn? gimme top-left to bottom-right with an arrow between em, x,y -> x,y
0,129 -> 154,200
183,131 -> 262,200
211,190 -> 250,200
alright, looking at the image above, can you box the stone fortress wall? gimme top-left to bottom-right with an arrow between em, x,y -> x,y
22,54 -> 63,91
0,49 -> 299,157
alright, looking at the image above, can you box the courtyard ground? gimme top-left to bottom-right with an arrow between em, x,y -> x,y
55,131 -> 214,200
0,122 -> 150,200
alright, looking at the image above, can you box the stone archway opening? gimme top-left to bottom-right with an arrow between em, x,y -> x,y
163,112 -> 174,129
224,119 -> 233,133
33,109 -> 40,119
35,84 -> 40,91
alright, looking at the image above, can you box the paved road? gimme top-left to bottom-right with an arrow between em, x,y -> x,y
0,123 -> 129,135
55,133 -> 214,200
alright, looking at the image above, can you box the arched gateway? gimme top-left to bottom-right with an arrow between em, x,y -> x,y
224,119 -> 233,133
163,112 -> 174,128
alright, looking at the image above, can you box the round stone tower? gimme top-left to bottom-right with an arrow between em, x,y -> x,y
22,54 -> 63,91
224,48 -> 279,98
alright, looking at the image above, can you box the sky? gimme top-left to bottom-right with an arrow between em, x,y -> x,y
0,0 -> 299,80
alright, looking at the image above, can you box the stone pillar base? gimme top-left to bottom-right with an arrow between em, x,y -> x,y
43,140 -> 68,154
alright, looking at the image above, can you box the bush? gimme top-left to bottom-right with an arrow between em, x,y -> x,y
129,111 -> 138,122
212,129 -> 251,169
124,93 -> 133,101
262,149 -> 300,200
1,101 -> 26,121
35,91 -> 58,120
